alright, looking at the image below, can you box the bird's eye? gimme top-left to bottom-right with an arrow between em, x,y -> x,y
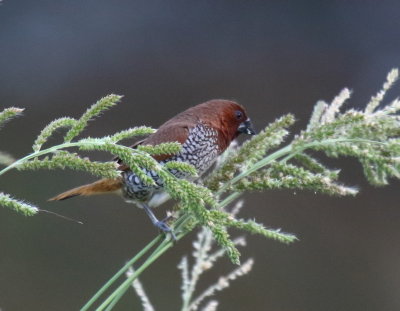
235,110 -> 243,120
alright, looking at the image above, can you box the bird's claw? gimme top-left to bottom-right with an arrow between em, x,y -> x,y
155,220 -> 177,241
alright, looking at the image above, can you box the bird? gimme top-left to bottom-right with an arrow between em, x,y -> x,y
50,99 -> 256,237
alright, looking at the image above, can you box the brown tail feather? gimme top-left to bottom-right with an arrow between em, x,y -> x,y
49,178 -> 123,201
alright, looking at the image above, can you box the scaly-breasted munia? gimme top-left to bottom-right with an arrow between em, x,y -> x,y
51,99 -> 255,236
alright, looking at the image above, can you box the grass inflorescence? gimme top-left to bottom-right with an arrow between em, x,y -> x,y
1,69 -> 400,310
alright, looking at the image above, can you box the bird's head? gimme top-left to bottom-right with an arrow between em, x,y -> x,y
194,99 -> 256,150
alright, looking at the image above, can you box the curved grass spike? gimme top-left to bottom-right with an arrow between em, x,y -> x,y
33,117 -> 78,151
64,94 -> 122,142
107,126 -> 156,143
0,193 -> 38,216
17,151 -> 120,179
205,114 -> 295,192
137,142 -> 182,155
0,107 -> 24,127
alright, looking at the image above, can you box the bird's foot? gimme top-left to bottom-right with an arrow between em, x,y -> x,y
155,220 -> 177,241
141,203 -> 177,241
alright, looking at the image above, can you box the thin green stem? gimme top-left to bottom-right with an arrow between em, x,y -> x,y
92,214 -> 194,310
96,239 -> 174,310
80,235 -> 162,311
0,139 -> 151,177
104,289 -> 126,311
218,192 -> 242,210
0,141 -> 92,176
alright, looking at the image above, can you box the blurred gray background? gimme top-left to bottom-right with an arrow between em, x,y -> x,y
1,1 -> 400,310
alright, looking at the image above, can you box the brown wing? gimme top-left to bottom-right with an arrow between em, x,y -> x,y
115,122 -> 190,171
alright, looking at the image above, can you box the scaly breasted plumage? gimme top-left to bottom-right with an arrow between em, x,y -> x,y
51,99 -> 255,236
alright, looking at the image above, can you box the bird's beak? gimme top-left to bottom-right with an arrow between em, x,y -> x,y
238,118 -> 256,135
